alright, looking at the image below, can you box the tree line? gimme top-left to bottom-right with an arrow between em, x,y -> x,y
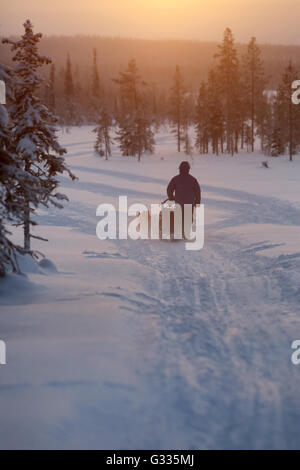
75,28 -> 300,160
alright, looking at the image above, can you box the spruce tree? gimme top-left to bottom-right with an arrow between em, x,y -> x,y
115,110 -> 154,161
207,69 -> 224,155
0,64 -> 39,274
64,53 -> 74,123
113,59 -> 143,115
0,64 -> 22,274
195,82 -> 209,154
170,65 -> 186,152
215,28 -> 240,155
113,59 -> 141,156
93,109 -> 113,159
132,111 -> 155,161
275,61 -> 300,161
92,48 -> 101,100
0,115 -> 21,275
49,63 -> 56,111
3,20 -> 76,251
64,53 -> 74,98
270,127 -> 284,157
242,37 -> 266,152
44,63 -> 56,112
257,93 -> 272,152
114,59 -> 154,160
181,92 -> 193,156
115,115 -> 133,156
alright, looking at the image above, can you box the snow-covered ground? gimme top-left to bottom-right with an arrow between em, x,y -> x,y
1,126 -> 300,449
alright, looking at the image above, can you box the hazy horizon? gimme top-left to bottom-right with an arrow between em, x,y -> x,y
1,0 -> 300,45
2,33 -> 300,48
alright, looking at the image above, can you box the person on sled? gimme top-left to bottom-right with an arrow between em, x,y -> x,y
166,161 -> 201,239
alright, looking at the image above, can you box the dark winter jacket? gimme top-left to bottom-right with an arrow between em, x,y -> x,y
167,170 -> 201,206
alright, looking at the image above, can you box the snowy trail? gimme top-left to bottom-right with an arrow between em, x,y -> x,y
110,230 -> 300,449
1,126 -> 300,449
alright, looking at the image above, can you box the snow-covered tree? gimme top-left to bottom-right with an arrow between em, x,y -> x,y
44,63 -> 56,113
0,65 -> 18,275
3,20 -> 76,251
48,63 -> 56,111
0,64 -> 33,274
93,109 -> 113,159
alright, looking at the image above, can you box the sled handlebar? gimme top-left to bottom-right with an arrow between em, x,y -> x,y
161,198 -> 176,204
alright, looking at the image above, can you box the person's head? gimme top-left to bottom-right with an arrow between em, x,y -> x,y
179,161 -> 190,174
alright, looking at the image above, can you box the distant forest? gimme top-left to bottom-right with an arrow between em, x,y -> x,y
1,35 -> 300,91
1,31 -> 300,159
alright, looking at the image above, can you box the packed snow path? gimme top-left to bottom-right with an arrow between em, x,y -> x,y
0,127 -> 300,449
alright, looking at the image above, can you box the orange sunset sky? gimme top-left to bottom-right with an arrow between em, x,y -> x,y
1,0 -> 300,44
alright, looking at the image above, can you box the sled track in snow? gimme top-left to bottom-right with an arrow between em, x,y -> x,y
110,228 -> 300,449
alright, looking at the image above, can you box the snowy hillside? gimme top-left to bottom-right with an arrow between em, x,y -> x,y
0,126 -> 300,449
